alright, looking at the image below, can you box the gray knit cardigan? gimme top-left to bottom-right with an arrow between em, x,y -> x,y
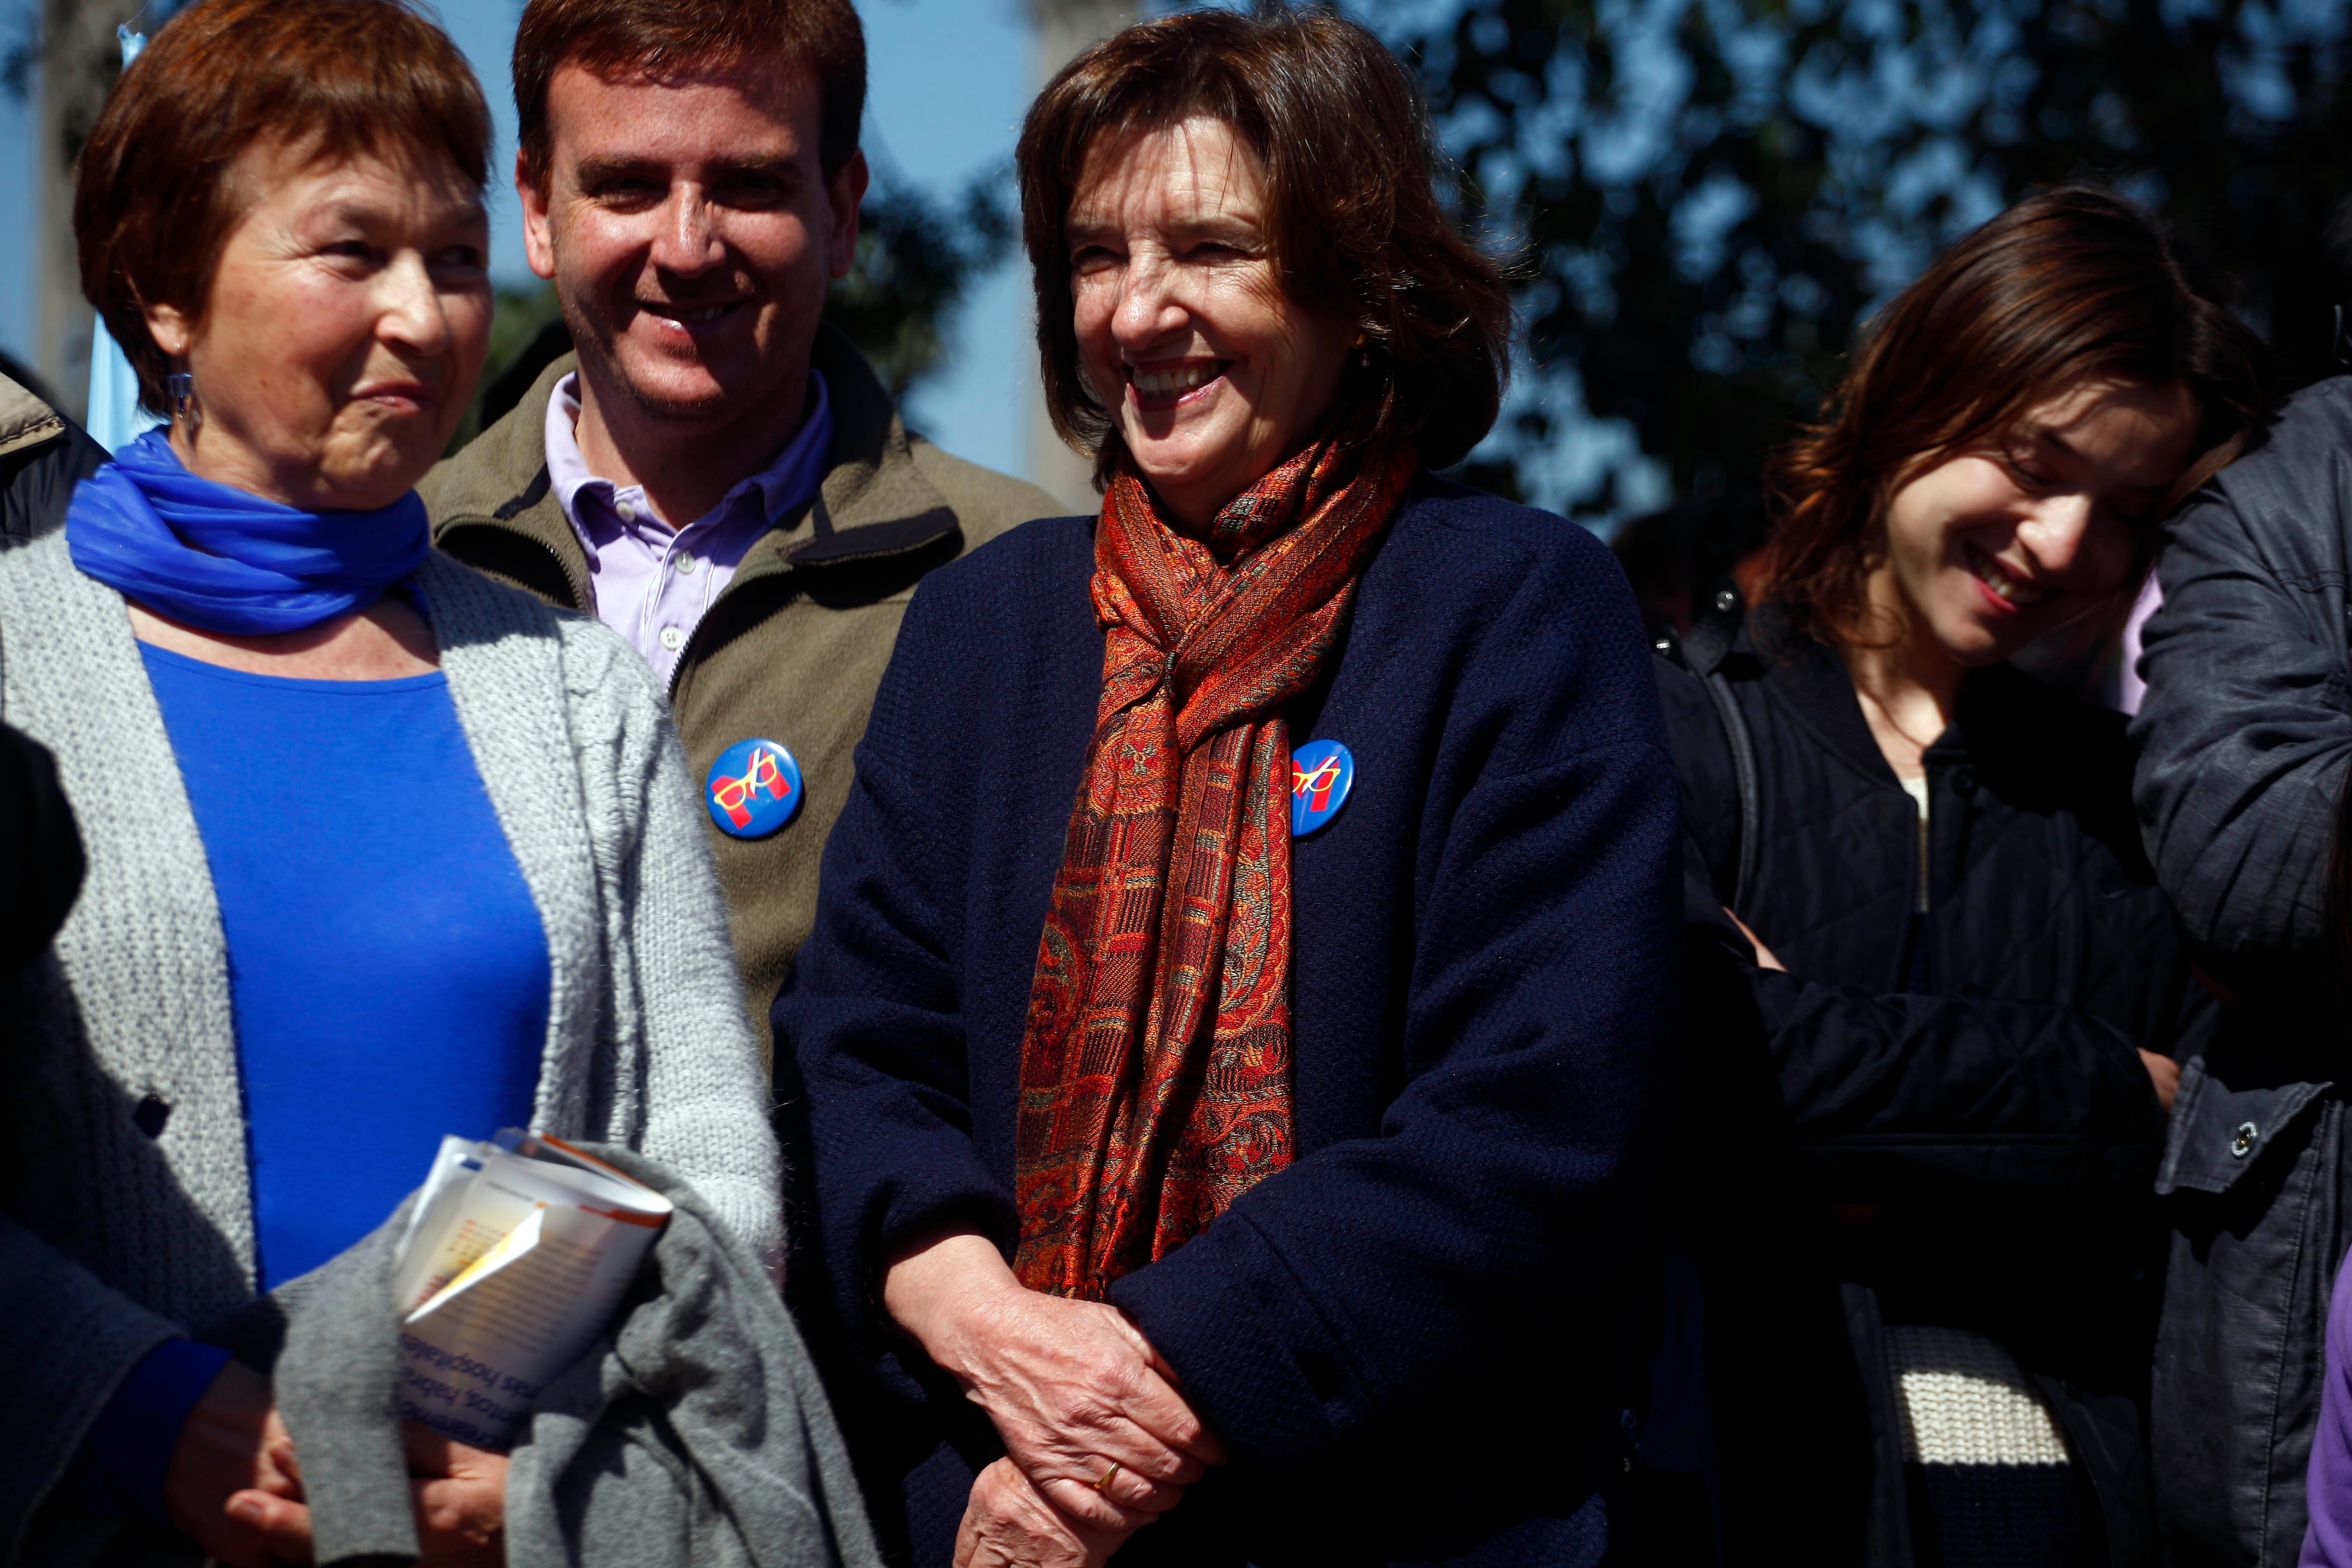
0,532 -> 784,1562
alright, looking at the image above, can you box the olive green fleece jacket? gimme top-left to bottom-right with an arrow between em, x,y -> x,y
419,326 -> 1062,1049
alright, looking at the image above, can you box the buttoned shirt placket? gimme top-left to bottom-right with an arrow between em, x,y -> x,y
606,491 -> 724,671
544,371 -> 835,689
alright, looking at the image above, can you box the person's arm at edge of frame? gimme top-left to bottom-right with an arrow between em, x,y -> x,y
2300,1244 -> 2352,1565
0,720 -> 308,1564
0,1218 -> 311,1566
2132,454 -> 2352,994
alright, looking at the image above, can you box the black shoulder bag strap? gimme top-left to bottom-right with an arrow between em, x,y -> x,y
1701,670 -> 1761,912
1683,589 -> 1761,912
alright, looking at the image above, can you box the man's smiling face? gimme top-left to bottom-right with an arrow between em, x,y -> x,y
521,57 -> 863,425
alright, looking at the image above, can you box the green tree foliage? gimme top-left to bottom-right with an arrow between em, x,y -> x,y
1375,0 -> 2352,524
827,171 -> 1020,402
449,284 -> 568,449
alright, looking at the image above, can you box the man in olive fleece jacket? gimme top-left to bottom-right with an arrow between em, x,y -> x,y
419,0 -> 1057,1046
423,333 -> 1054,1043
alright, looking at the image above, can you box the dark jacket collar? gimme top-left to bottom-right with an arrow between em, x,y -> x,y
1737,600 -> 1914,783
1731,595 -> 2079,785
774,323 -> 961,565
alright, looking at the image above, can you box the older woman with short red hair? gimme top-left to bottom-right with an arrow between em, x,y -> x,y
0,2 -> 781,1563
778,9 -> 1679,1566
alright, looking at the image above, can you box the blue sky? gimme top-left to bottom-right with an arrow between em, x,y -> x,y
0,13 -> 34,373
0,0 -> 1045,484
857,0 -> 1038,482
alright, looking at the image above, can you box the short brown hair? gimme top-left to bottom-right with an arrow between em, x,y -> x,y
1756,186 -> 2274,648
514,0 -> 866,190
76,0 -> 489,416
1017,5 -> 1513,484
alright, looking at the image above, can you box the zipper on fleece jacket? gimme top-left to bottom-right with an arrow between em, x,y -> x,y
438,517 -> 596,619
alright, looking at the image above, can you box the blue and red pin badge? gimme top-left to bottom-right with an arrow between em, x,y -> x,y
706,739 -> 803,839
1289,739 -> 1354,837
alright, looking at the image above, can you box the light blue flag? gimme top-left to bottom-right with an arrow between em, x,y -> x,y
85,25 -> 167,456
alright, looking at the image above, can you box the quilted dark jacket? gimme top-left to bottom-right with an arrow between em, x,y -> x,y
2130,378 -> 2352,1567
1654,602 -> 2203,1567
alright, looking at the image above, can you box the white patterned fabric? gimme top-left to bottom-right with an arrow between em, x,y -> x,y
1888,1324 -> 2073,1466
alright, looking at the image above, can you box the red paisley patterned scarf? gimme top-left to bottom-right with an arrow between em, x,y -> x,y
1012,431 -> 1418,1299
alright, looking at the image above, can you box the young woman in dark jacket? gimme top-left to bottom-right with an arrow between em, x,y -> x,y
1655,188 -> 2271,1567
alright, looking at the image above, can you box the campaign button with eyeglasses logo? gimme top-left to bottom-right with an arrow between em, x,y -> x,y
706,739 -> 803,839
1289,739 -> 1355,837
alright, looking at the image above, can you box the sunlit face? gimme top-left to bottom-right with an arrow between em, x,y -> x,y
146,140 -> 492,510
523,60 -> 866,425
1067,117 -> 1353,529
1871,379 -> 2200,669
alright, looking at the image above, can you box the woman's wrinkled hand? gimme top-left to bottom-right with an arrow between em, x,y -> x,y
164,1358 -> 313,1567
954,1457 -> 1129,1568
883,1232 -> 1225,1535
2140,1048 -> 2181,1115
262,1420 -> 506,1561
401,1422 -> 509,1566
267,1419 -> 507,1566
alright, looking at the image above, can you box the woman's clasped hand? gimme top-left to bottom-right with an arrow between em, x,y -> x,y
162,1361 -> 308,1567
884,1232 -> 1226,1564
164,1360 -> 508,1568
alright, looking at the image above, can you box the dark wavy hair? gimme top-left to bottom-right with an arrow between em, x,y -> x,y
1755,186 -> 2274,648
1016,3 -> 1513,488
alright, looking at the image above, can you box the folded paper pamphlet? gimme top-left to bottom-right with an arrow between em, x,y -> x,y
389,1129 -> 671,1451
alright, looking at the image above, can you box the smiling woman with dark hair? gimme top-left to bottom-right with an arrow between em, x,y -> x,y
1656,186 -> 2272,1564
776,8 -> 1679,1567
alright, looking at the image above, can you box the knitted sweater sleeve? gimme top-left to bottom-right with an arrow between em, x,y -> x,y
1684,891 -> 2167,1198
2131,424 -> 2352,989
561,620 -> 785,1281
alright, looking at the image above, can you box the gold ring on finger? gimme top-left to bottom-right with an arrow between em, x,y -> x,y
1092,1460 -> 1123,1494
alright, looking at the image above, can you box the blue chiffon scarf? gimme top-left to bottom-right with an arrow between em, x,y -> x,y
66,429 -> 429,635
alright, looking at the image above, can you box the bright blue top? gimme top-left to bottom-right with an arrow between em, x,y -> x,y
139,642 -> 550,1288
76,645 -> 552,1523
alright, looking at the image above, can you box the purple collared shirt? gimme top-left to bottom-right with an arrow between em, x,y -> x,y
544,370 -> 834,688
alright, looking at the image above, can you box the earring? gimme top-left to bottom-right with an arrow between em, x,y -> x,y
166,371 -> 193,419
1354,334 -> 1372,370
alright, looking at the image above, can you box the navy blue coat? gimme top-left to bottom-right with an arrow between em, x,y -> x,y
774,479 -> 1682,1567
